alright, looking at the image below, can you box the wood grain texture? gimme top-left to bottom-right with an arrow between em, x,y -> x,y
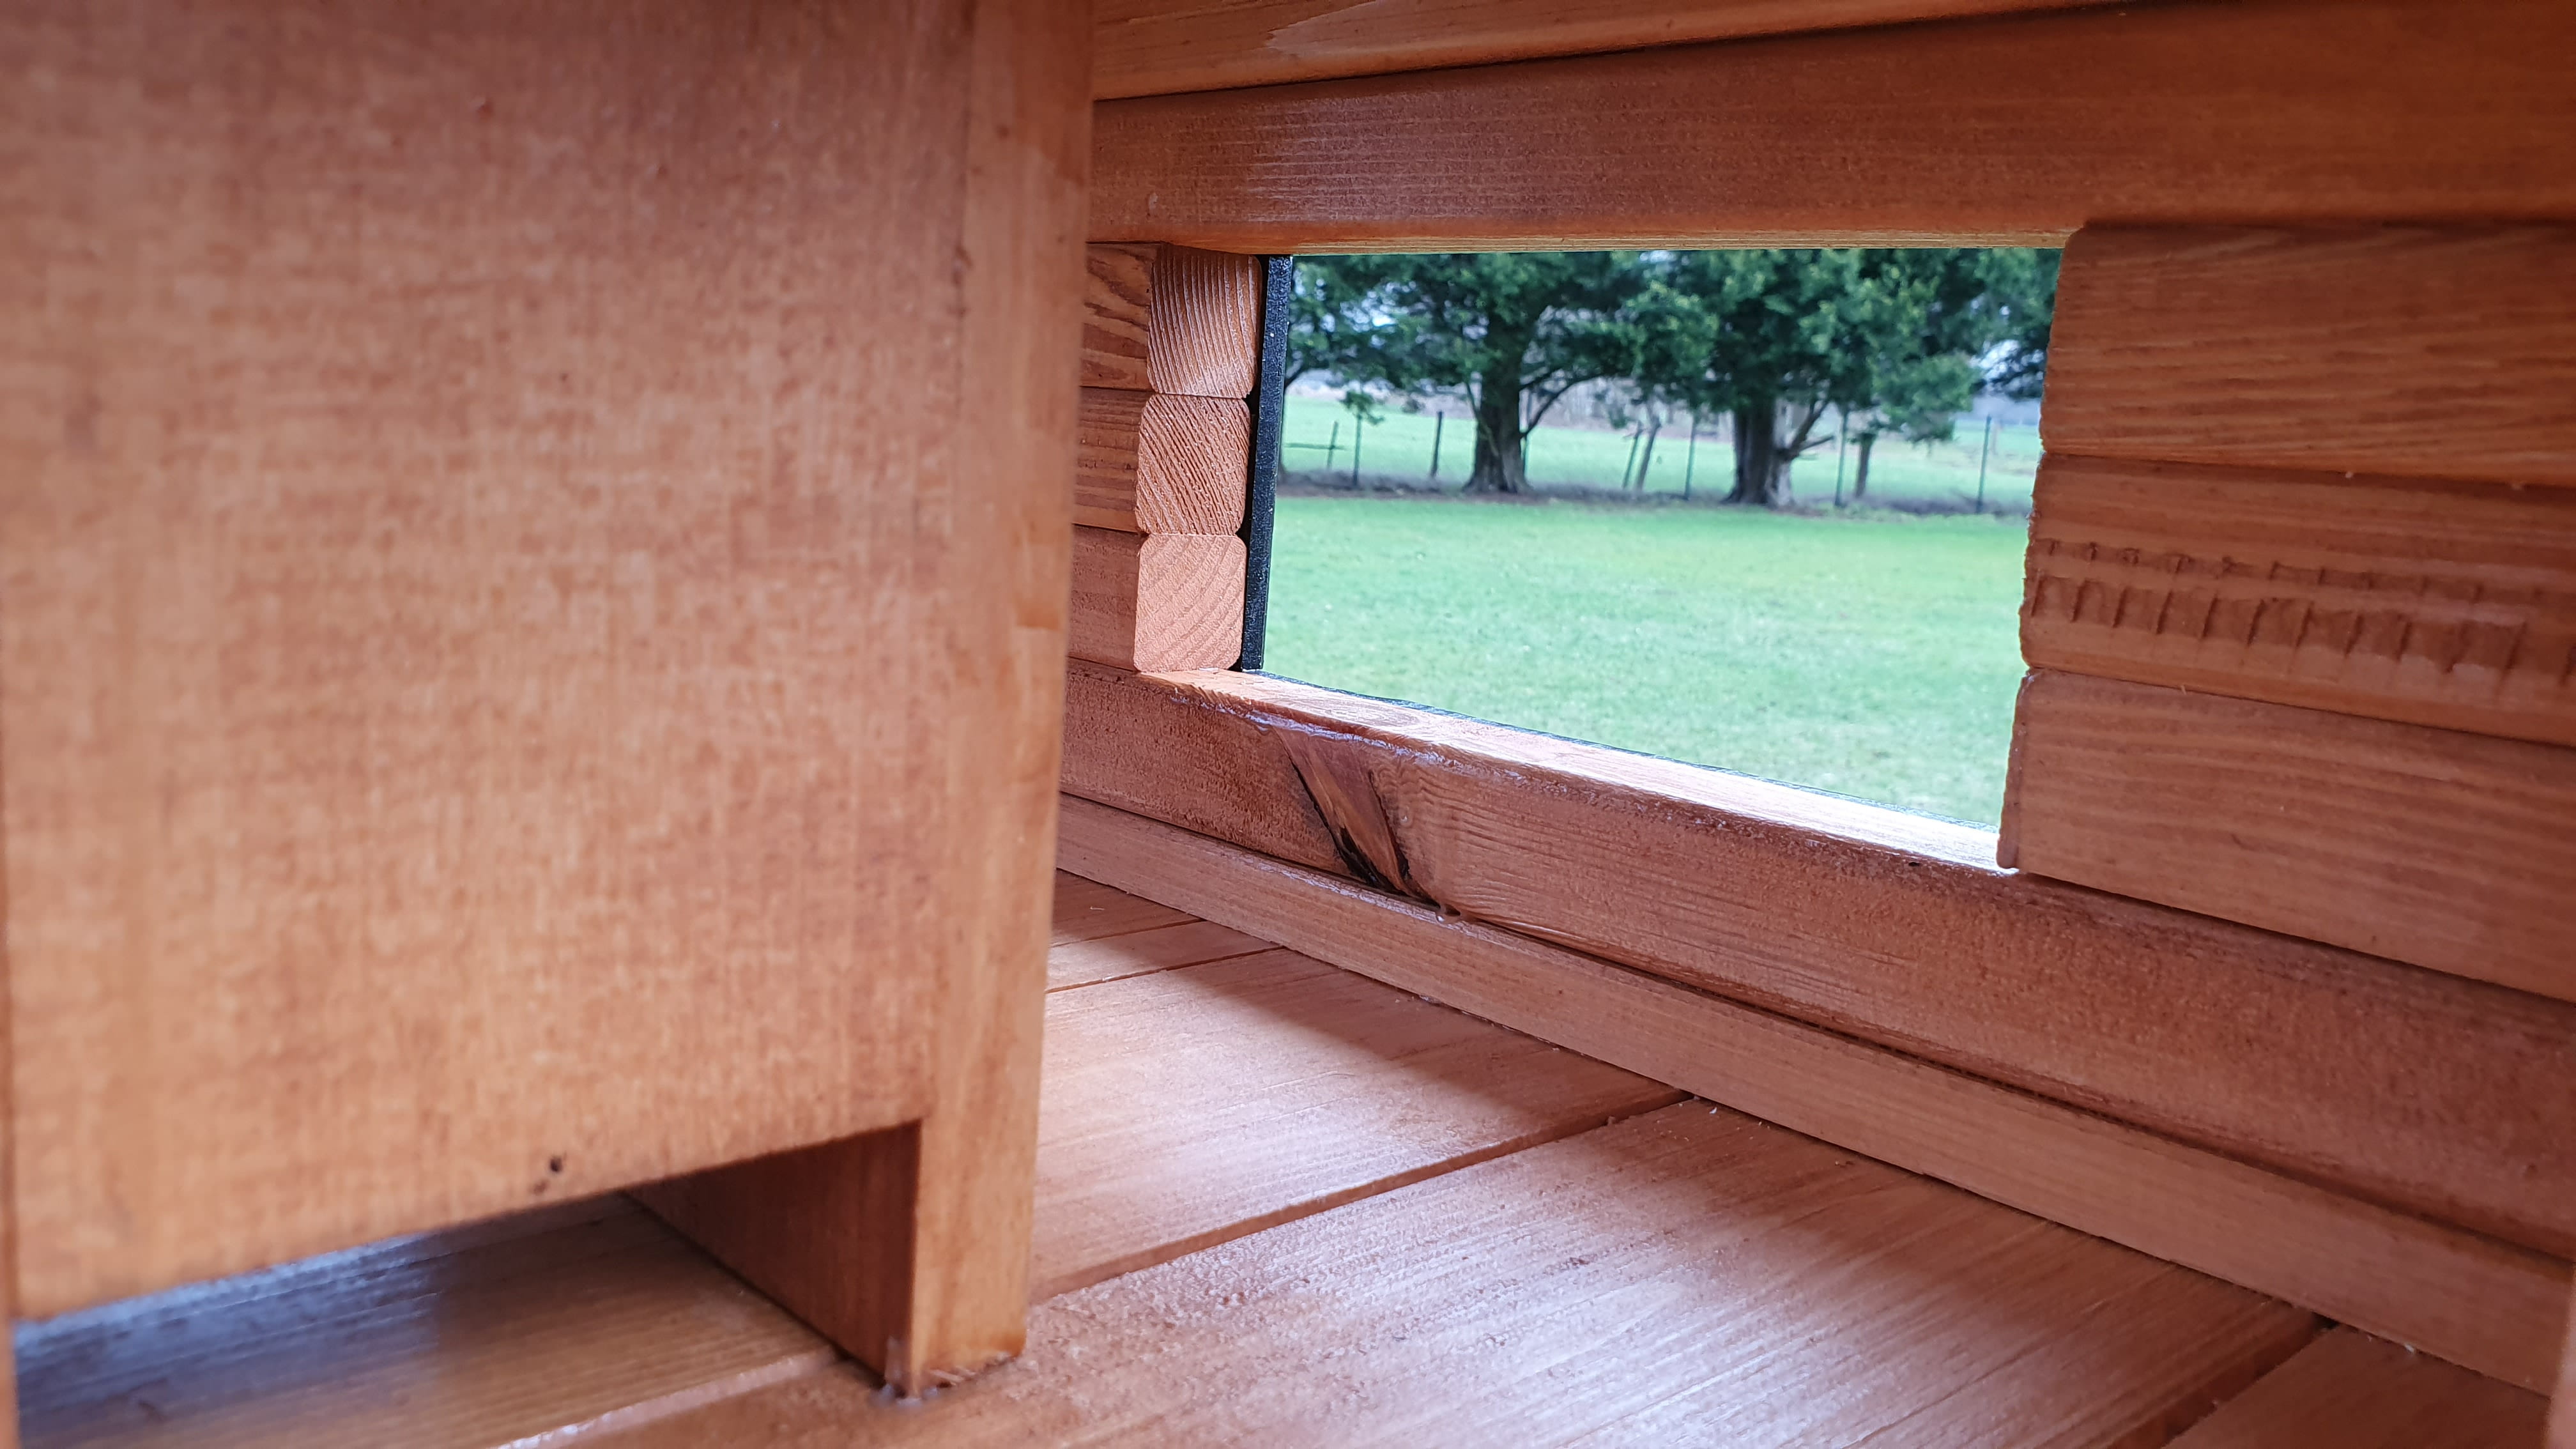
1068,528 -> 1247,672
13,1198 -> 834,1449
2168,1329 -> 2548,1449
1050,870 -> 1195,945
2555,1286 -> 2576,1448
2000,669 -> 2576,1004
1090,0 -> 2576,251
2023,456 -> 2576,747
1057,662 -> 2576,1259
2045,226 -> 2576,486
1094,0 -> 2124,98
1073,388 -> 1251,534
0,0 -> 1080,1319
1045,918 -> 1272,992
1081,243 -> 1262,398
1060,795 -> 2573,1390
601,1103 -> 2320,1446
1033,946 -> 1682,1300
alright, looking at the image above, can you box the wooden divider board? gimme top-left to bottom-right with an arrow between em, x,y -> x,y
1060,793 -> 2572,1391
1057,661 -> 2576,1261
1090,0 -> 2576,250
2000,669 -> 2576,1004
1074,389 -> 1252,533
1081,243 -> 1263,398
1,0 -> 1085,1386
2023,455 -> 2576,748
1093,0 -> 2125,98
2168,1329 -> 2549,1449
2553,1287 -> 2576,1448
1068,528 -> 1246,672
2044,225 -> 2576,487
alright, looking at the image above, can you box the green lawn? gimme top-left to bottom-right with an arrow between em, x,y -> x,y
1282,395 -> 2039,514
1262,495 -> 2030,826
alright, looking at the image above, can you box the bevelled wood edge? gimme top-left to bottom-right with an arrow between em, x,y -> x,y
1057,793 -> 2572,1392
1075,389 -> 1251,535
1056,661 -> 2576,1260
1082,243 -> 1261,398
1068,530 -> 1246,672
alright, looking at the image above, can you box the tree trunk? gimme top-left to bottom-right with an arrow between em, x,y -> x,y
1635,425 -> 1660,491
1726,403 -> 1793,506
1466,365 -> 1528,493
1852,434 -> 1876,500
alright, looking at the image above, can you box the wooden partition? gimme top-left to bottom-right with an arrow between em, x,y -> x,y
1,0 -> 1089,1400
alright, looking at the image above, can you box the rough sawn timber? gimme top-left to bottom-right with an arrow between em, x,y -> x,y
2044,225 -> 2576,487
2168,1328 -> 2550,1449
1057,661 -> 2576,1262
1089,0 -> 2576,252
1059,794 -> 2572,1391
1092,0 -> 2124,99
1998,669 -> 2576,1004
2021,455 -> 2576,749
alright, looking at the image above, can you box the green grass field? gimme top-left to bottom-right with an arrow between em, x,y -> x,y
1262,494 -> 2030,826
1282,395 -> 2039,513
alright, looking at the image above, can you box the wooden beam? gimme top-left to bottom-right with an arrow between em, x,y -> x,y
1089,0 -> 2576,252
1998,669 -> 2576,1004
2552,1284 -> 2576,1448
1094,0 -> 2125,100
1057,661 -> 2576,1259
1075,388 -> 1252,534
1058,794 -> 2572,1390
1082,243 -> 1262,398
2022,455 -> 2576,749
1068,528 -> 1247,672
2163,1329 -> 2550,1448
2045,226 -> 2576,487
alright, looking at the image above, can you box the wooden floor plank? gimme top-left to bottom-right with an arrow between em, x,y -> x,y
13,1199 -> 831,1449
601,1102 -> 2320,1447
1032,948 -> 1683,1300
1049,871 -> 1193,946
2168,1328 -> 2547,1448
1046,918 -> 1271,992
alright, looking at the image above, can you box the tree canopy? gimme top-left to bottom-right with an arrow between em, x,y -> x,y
1294,247 -> 2056,505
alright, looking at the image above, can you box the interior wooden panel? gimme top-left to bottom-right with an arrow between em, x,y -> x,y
2000,670 -> 2576,1002
1073,388 -> 1252,534
2023,455 -> 2576,748
1060,794 -> 2572,1390
0,0 -> 1095,1317
13,1199 -> 833,1449
1033,947 -> 1682,1300
1045,919 -> 1272,992
1050,870 -> 1195,945
1093,0 -> 2125,99
1057,662 -> 2576,1259
1080,243 -> 1262,398
602,1103 -> 2320,1446
2555,1292 -> 2576,1448
2044,226 -> 2576,486
2167,1328 -> 2549,1449
1068,528 -> 1248,672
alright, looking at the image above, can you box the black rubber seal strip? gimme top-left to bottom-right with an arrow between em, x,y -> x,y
1238,255 -> 1292,671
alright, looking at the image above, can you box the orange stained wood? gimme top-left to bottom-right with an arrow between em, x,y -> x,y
2168,1328 -> 2549,1449
2554,1285 -> 2576,1447
1092,0 -> 2125,98
1068,527 -> 1248,672
1088,0 -> 2576,251
1074,388 -> 1252,534
2021,456 -> 2576,749
2000,669 -> 2576,1005
1081,243 -> 1263,398
1031,947 -> 1682,1300
604,1103 -> 2320,1446
1058,661 -> 2576,1261
1061,794 -> 2573,1391
12,1199 -> 831,1449
2045,225 -> 2576,487
1051,870 -> 1196,945
0,0 -> 1085,1338
1045,918 -> 1273,991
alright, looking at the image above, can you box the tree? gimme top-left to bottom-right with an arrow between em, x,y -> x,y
1632,248 -> 2053,506
1294,253 -> 1646,493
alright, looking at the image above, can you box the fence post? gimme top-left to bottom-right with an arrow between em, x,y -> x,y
1975,416 -> 1993,512
1683,413 -> 1697,500
1351,415 -> 1364,487
1429,412 -> 1443,482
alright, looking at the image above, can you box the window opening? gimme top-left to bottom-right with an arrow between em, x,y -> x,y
1251,249 -> 2056,827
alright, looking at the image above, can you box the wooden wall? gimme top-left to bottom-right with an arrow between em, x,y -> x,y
0,0 -> 1089,1395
